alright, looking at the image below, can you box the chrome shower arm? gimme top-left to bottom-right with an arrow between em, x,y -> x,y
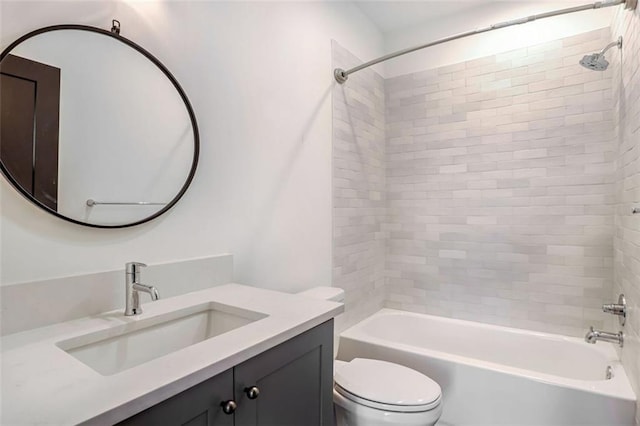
600,37 -> 623,54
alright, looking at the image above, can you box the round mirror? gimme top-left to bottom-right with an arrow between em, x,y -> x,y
0,23 -> 199,228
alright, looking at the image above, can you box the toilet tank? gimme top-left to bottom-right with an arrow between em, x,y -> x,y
297,287 -> 345,302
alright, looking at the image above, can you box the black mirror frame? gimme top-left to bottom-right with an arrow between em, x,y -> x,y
0,23 -> 200,229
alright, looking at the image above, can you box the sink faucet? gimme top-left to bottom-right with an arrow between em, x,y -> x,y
584,326 -> 623,347
125,262 -> 159,316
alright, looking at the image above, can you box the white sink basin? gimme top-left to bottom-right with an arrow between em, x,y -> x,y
56,302 -> 267,375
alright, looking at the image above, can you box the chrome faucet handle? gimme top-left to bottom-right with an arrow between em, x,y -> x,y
126,262 -> 147,281
126,261 -> 147,273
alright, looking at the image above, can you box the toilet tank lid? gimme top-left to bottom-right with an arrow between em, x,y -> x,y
334,358 -> 441,407
297,286 -> 344,302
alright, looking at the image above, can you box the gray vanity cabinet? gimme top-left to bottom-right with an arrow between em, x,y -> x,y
119,320 -> 334,426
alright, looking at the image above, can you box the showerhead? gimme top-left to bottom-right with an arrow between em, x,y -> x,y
579,36 -> 622,71
579,53 -> 610,71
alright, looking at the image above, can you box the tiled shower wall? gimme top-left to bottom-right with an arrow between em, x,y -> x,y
383,28 -> 617,337
332,41 -> 387,333
612,5 -> 640,423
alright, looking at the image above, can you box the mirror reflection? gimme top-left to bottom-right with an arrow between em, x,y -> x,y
0,26 -> 197,227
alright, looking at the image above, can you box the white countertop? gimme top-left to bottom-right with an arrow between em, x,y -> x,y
1,284 -> 343,425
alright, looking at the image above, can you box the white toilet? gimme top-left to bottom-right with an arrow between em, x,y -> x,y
334,358 -> 442,426
298,287 -> 443,426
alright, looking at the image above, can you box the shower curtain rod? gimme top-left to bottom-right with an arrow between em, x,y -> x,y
334,0 -> 637,83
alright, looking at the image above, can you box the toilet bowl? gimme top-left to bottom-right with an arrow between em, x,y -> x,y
333,358 -> 442,426
297,287 -> 443,426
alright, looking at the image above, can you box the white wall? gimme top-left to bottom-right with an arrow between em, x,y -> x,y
383,1 -> 615,77
0,1 -> 384,288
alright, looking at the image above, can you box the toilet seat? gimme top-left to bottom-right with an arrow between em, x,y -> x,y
335,384 -> 442,413
334,358 -> 441,413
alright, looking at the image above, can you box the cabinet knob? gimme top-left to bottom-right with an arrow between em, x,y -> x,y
244,386 -> 260,400
221,400 -> 237,414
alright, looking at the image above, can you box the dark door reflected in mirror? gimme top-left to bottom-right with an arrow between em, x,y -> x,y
0,24 -> 199,228
1,54 -> 61,211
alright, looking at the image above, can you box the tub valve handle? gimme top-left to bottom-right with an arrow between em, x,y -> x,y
602,294 -> 626,326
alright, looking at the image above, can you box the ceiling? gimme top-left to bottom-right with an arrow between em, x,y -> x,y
353,1 -> 487,33
352,1 -> 602,34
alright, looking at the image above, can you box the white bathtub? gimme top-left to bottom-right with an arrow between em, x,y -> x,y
337,309 -> 636,426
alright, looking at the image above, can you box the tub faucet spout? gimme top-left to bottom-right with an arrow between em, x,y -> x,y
584,326 -> 623,347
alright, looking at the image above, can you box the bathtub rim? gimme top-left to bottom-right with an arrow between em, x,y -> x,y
338,308 -> 636,402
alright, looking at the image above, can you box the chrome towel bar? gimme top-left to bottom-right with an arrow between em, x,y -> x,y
86,199 -> 167,206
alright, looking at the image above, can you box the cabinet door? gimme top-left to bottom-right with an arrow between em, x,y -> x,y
117,369 -> 234,426
234,320 -> 334,426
